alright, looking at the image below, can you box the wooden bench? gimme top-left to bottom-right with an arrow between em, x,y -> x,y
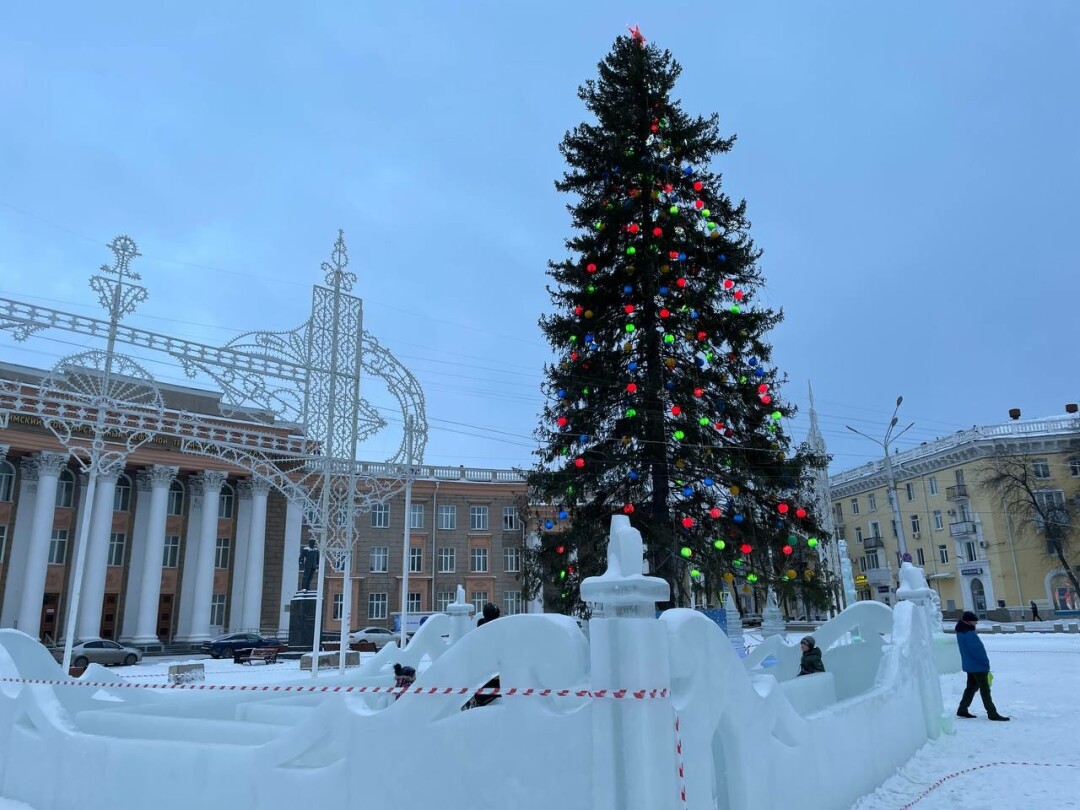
233,646 -> 281,665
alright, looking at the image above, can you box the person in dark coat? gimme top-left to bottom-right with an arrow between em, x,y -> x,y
477,602 -> 501,626
392,663 -> 415,700
1030,601 -> 1042,622
955,611 -> 1009,720
470,603 -> 502,707
797,635 -> 825,676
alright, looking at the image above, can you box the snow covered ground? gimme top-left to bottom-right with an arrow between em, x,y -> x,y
1,631 -> 1076,809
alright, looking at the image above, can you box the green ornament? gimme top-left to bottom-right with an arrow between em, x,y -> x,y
739,375 -> 748,383
747,573 -> 758,583
627,247 -> 636,256
699,417 -> 710,426
680,547 -> 692,558
626,408 -> 637,417
594,221 -> 603,230
582,387 -> 590,395
702,209 -> 711,217
690,568 -> 701,578
664,334 -> 675,344
559,570 -> 567,580
673,430 -> 685,441
707,221 -> 716,230
569,335 -> 578,342
587,285 -> 596,293
625,323 -> 636,333
730,305 -> 741,314
808,538 -> 819,548
669,205 -> 679,215
771,411 -> 782,421
714,539 -> 726,550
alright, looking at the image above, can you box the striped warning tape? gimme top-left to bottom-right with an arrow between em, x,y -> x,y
897,761 -> 1079,810
0,677 -> 669,699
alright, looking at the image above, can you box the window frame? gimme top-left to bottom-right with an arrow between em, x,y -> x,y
48,529 -> 68,565
503,546 -> 521,573
218,484 -> 235,520
409,502 -> 424,530
916,547 -> 926,566
214,537 -> 230,569
369,546 -> 389,573
370,503 -> 390,529
904,482 -> 915,501
503,590 -> 522,616
437,504 -> 456,530
0,460 -> 14,502
933,510 -> 944,531
55,470 -> 75,508
938,544 -> 949,564
167,481 -> 185,516
209,594 -> 226,627
849,497 -> 860,516
409,546 -> 423,573
910,514 -> 921,535
0,523 -> 8,562
407,592 -> 422,613
865,549 -> 880,569
113,475 -> 132,513
470,546 -> 489,573
437,547 -> 455,573
1032,459 -> 1051,480
331,593 -> 343,622
436,591 -> 454,612
470,591 -> 489,615
502,506 -> 519,531
107,532 -> 126,567
162,535 -> 180,568
928,476 -> 938,496
469,505 -> 489,531
367,592 -> 388,620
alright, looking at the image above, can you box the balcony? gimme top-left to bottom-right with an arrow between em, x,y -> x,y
949,521 -> 978,538
863,535 -> 885,550
946,484 -> 968,501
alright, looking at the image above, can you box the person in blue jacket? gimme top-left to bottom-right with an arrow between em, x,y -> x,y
955,611 -> 1009,721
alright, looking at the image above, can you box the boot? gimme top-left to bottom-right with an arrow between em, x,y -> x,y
988,713 -> 1010,721
957,709 -> 976,718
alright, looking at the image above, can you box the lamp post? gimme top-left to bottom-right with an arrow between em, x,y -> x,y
847,396 -> 915,560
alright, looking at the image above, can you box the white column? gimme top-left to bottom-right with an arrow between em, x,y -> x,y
174,477 -> 203,641
241,479 -> 270,633
119,471 -> 153,641
15,452 -> 69,638
228,481 -> 254,633
1,458 -> 39,627
278,496 -> 303,636
75,470 -> 120,640
128,466 -> 177,645
179,470 -> 228,643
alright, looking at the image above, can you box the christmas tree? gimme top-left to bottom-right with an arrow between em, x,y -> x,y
527,28 -> 828,615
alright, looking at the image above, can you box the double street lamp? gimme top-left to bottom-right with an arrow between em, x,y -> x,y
846,396 -> 915,560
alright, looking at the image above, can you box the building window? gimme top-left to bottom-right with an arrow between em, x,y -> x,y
409,547 -> 423,573
1070,458 -> 1080,477
503,590 -> 522,616
867,493 -> 877,512
162,535 -> 180,568
48,529 -> 68,564
502,506 -> 519,531
167,481 -> 185,516
938,545 -> 949,564
437,547 -> 455,573
370,546 -> 388,573
407,593 -> 422,613
855,526 -> 864,544
933,510 -> 944,531
370,503 -> 390,529
470,547 -> 489,573
409,503 -> 424,529
858,556 -> 867,573
0,524 -> 8,562
965,541 -> 977,562
113,476 -> 131,512
868,521 -> 881,540
865,549 -> 880,569
55,470 -> 74,508
849,498 -> 860,516
471,591 -> 489,615
0,461 -> 14,502
210,594 -> 226,627
470,505 -> 489,531
436,591 -> 454,612
504,546 -> 521,573
836,525 -> 846,540
954,469 -> 965,486
916,547 -> 925,566
891,520 -> 898,538
437,505 -> 456,530
910,515 -> 921,535
1032,459 -> 1051,480
833,502 -> 844,523
215,538 -> 230,569
928,476 -> 938,496
107,532 -> 126,566
368,593 -> 388,620
218,485 -> 234,519
904,482 -> 915,501
332,593 -> 343,621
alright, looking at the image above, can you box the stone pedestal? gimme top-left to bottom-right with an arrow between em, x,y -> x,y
288,592 -> 318,649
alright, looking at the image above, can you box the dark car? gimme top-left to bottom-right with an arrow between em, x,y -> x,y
201,633 -> 281,659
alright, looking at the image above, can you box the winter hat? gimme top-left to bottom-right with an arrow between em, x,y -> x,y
800,636 -> 816,649
961,611 -> 978,623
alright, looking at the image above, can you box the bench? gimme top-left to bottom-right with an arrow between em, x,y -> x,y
234,646 -> 281,665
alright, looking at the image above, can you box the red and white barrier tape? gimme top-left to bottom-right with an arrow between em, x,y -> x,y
897,761 -> 1079,810
0,677 -> 668,699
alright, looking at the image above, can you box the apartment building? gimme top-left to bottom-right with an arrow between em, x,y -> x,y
829,409 -> 1080,617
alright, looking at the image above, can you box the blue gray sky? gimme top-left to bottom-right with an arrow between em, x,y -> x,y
1,2 -> 1077,472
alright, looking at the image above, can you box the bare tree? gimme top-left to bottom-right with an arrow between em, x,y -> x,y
980,451 -> 1080,598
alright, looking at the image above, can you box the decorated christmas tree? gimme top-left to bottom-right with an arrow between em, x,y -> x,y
526,28 -> 829,614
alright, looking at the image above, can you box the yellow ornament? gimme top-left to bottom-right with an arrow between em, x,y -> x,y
584,310 -> 594,319
728,486 -> 740,496
742,585 -> 752,594
723,572 -> 735,583
786,569 -> 797,580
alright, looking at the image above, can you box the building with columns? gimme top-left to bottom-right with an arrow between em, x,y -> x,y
829,408 -> 1080,618
0,362 -> 529,648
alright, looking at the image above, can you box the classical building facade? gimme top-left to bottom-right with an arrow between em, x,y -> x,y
0,363 -> 528,647
829,410 -> 1080,617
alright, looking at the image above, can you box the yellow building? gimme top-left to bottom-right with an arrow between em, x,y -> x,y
830,410 -> 1080,619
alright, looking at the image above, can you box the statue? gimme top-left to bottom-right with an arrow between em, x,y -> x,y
838,540 -> 857,609
761,586 -> 785,638
299,539 -> 319,591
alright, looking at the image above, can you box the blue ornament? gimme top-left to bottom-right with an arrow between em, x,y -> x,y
544,520 -> 554,530
628,470 -> 639,481
585,333 -> 595,345
628,362 -> 638,371
695,357 -> 705,367
703,477 -> 714,486
623,285 -> 633,294
579,434 -> 588,442
690,310 -> 699,319
659,286 -> 669,295
718,254 -> 726,262
558,509 -> 568,520
748,357 -> 759,366
754,368 -> 765,377
682,486 -> 693,497
678,253 -> 687,261
665,381 -> 676,390
557,389 -> 566,399
683,165 -> 694,176
733,514 -> 744,524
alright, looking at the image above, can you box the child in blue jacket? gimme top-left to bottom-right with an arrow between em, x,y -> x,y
955,611 -> 1009,721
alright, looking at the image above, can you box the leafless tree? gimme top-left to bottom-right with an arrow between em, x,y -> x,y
980,451 -> 1080,598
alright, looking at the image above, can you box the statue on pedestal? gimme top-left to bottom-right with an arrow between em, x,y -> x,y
299,539 -> 319,592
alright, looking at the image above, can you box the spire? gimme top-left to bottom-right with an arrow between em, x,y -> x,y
807,380 -> 825,454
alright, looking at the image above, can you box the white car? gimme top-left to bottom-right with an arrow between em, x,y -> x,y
348,627 -> 398,649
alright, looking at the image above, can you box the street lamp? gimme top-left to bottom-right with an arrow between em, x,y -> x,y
847,396 -> 915,560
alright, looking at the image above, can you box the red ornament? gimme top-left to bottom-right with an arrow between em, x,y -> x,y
795,508 -> 807,519
782,545 -> 793,555
714,421 -> 725,430
694,388 -> 704,398
650,124 -> 658,132
724,428 -> 734,437
740,543 -> 752,555
567,565 -> 576,575
697,331 -> 707,342
628,223 -> 640,234
623,503 -> 635,514
556,416 -> 568,427
760,395 -> 772,404
723,279 -> 734,289
778,503 -> 789,514
757,384 -> 769,394
709,507 -> 722,519
586,263 -> 597,273
627,23 -> 647,47
676,278 -> 687,288
734,290 -> 744,300
664,184 -> 674,193
669,251 -> 680,260
694,200 -> 704,210
652,227 -> 663,237
574,305 -> 584,316
574,457 -> 585,468
682,517 -> 694,528
626,383 -> 638,393
693,181 -> 703,191
570,352 -> 579,361
660,308 -> 670,319
555,545 -> 566,554
624,304 -> 635,314
671,405 -> 682,416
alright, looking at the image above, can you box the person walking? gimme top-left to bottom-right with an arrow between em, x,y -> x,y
1030,600 -> 1043,622
797,635 -> 825,676
955,611 -> 1009,721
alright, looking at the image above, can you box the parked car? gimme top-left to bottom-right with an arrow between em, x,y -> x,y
61,639 -> 143,668
347,627 -> 398,649
201,633 -> 282,659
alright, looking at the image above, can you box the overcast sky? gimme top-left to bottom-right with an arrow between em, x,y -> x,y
1,2 -> 1077,474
